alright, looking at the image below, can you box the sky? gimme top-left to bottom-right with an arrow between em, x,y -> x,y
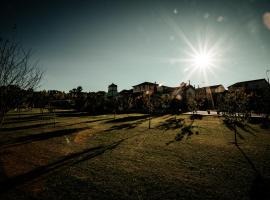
1,0 -> 270,92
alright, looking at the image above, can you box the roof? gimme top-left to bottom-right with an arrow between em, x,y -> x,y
228,79 -> 268,88
199,84 -> 224,89
109,83 -> 117,87
132,82 -> 158,87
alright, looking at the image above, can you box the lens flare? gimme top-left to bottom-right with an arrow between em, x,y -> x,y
161,15 -> 228,85
191,51 -> 213,69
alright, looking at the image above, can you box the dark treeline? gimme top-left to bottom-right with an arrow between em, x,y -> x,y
25,86 -> 184,115
3,85 -> 269,118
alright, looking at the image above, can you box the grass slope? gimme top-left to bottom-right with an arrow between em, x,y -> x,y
0,109 -> 269,200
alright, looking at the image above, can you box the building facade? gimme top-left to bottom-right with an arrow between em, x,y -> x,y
132,82 -> 158,94
107,83 -> 118,97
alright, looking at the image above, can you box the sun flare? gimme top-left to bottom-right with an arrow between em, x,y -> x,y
191,52 -> 213,69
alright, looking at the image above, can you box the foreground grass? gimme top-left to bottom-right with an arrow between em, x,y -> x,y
0,109 -> 269,200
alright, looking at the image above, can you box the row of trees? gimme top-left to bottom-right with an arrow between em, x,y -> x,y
27,88 -> 184,115
20,85 -> 269,119
2,83 -> 269,120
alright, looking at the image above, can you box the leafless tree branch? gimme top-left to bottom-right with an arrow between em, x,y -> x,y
0,38 -> 43,125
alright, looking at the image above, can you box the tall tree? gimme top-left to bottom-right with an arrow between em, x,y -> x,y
0,38 -> 43,125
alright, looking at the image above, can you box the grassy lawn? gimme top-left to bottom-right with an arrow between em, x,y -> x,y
0,109 -> 269,200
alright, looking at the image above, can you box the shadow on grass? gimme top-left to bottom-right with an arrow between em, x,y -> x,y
157,117 -> 184,131
235,145 -> 270,200
105,117 -> 151,131
106,123 -> 138,131
250,175 -> 270,200
190,114 -> 204,120
235,121 -> 256,136
0,122 -> 58,132
166,121 -> 199,145
0,139 -> 124,193
7,112 -> 35,116
105,115 -> 149,124
249,117 -> 270,129
55,111 -> 89,117
0,152 -> 9,182
0,127 -> 88,148
3,114 -> 50,124
64,118 -> 114,127
224,119 -> 270,199
223,120 -> 248,140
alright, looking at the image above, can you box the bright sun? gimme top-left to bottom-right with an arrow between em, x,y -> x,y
176,40 -> 223,85
163,16 -> 225,85
192,52 -> 213,69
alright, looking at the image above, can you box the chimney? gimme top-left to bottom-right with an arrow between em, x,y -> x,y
188,80 -> 190,85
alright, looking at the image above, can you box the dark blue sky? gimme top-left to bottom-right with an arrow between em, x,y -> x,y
1,0 -> 270,92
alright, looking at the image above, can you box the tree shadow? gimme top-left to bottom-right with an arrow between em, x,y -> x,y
157,117 -> 184,131
249,117 -> 270,129
55,111 -> 89,117
223,120 -> 246,141
234,121 -> 256,136
3,114 -> 49,124
190,114 -> 204,120
105,115 -> 149,124
0,152 -> 9,182
7,113 -> 35,116
224,119 -> 270,199
105,117 -> 150,131
166,121 -> 199,145
64,118 -> 114,127
0,122 -> 58,132
236,145 -> 259,174
250,174 -> 270,200
0,139 -> 124,193
235,145 -> 270,200
223,119 -> 236,131
106,123 -> 138,131
0,127 -> 88,148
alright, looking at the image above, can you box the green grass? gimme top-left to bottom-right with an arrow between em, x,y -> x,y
0,109 -> 269,200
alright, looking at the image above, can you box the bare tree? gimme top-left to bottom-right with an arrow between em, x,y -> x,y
0,38 -> 43,125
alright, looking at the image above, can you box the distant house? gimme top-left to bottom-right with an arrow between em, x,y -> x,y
228,79 -> 270,113
195,84 -> 226,109
196,84 -> 225,99
107,83 -> 118,97
119,89 -> 133,96
172,82 -> 196,102
228,79 -> 270,91
157,85 -> 175,94
132,82 -> 158,94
